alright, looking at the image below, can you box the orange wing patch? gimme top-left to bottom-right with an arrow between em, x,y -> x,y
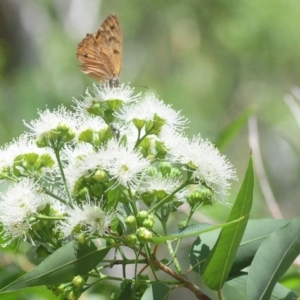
76,14 -> 122,87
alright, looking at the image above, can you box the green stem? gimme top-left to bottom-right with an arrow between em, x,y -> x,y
173,204 -> 197,262
43,187 -> 69,205
117,246 -> 127,278
88,273 -> 180,286
166,241 -> 183,275
134,131 -> 148,149
148,181 -> 189,214
159,212 -> 183,274
35,215 -> 64,221
145,244 -> 158,280
101,259 -> 147,264
135,246 -> 142,280
53,147 -> 72,205
127,185 -> 138,216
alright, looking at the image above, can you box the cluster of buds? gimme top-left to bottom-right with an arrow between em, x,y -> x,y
0,82 -> 236,253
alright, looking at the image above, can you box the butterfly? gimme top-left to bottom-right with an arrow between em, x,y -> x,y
76,14 -> 122,87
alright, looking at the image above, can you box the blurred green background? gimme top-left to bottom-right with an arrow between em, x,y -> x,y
0,0 -> 300,299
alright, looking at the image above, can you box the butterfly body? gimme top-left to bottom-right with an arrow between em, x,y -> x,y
76,14 -> 122,87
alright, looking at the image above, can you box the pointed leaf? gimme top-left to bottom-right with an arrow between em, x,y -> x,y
118,283 -> 133,300
202,157 -> 254,290
216,107 -> 255,150
190,219 -> 289,275
0,240 -> 110,292
223,274 -> 298,300
247,217 -> 300,300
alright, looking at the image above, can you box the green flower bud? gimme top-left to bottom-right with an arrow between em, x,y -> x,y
103,108 -> 114,123
78,129 -> 94,143
35,135 -> 49,148
146,115 -> 165,135
187,189 -> 201,206
147,215 -> 155,223
136,210 -> 148,226
66,290 -> 81,300
107,99 -> 123,110
125,233 -> 138,247
145,120 -> 154,133
155,140 -> 167,159
171,198 -> 183,210
93,169 -> 108,182
159,162 -> 172,176
138,137 -> 151,157
36,124 -> 75,148
97,126 -> 113,145
72,275 -> 85,290
169,168 -> 181,179
87,102 -> 103,116
56,124 -> 76,143
133,118 -> 146,130
143,216 -> 155,230
187,188 -> 213,206
200,188 -> 213,205
76,233 -> 87,244
141,191 -> 156,206
145,166 -> 157,177
53,284 -> 67,295
136,227 -> 152,244
125,215 -> 137,229
155,189 -> 167,201
40,154 -> 55,168
178,220 -> 188,229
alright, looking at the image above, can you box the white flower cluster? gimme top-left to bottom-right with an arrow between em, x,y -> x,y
0,83 -> 237,247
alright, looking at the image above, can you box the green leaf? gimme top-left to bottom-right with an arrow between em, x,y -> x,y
229,219 -> 289,275
151,217 -> 245,244
118,283 -> 133,300
0,240 -> 110,293
201,157 -> 254,290
216,107 -> 255,150
107,183 -> 121,209
247,217 -> 300,300
190,219 -> 289,275
141,283 -> 170,300
223,274 -> 298,300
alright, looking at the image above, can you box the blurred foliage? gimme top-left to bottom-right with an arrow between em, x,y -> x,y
0,0 -> 299,298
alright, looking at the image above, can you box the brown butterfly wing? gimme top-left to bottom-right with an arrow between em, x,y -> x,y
76,14 -> 122,85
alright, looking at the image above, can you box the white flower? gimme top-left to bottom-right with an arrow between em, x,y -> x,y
58,197 -> 114,238
164,133 -> 237,203
74,82 -> 140,111
24,105 -> 79,140
139,174 -> 182,195
0,135 -> 55,176
60,143 -> 97,190
0,178 -> 49,246
81,139 -> 150,188
115,94 -> 188,132
77,114 -> 108,133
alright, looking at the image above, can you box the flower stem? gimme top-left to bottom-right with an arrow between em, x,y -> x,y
53,148 -> 72,205
43,187 -> 69,205
148,181 -> 189,214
